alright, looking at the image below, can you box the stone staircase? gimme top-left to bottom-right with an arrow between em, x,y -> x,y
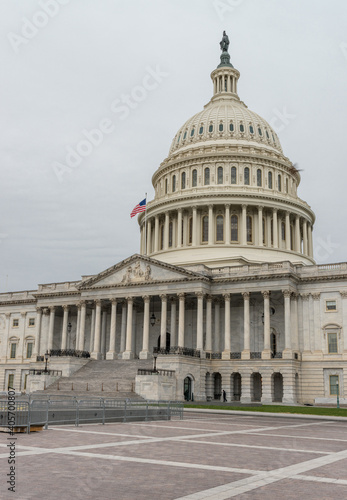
36,358 -> 154,399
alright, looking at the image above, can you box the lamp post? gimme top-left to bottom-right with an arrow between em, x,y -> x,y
336,379 -> 340,409
153,352 -> 158,373
44,350 -> 50,373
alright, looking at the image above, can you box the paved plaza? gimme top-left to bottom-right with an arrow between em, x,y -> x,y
1,411 -> 347,499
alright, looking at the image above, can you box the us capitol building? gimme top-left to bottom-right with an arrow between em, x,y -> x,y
1,34 -> 346,405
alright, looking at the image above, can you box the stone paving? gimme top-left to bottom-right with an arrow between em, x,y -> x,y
1,411 -> 347,499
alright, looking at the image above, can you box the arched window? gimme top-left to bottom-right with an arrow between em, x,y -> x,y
268,171 -> 273,189
204,167 -> 210,185
271,332 -> 277,355
160,225 -> 164,249
188,218 -> 193,245
231,166 -> 237,184
168,221 -> 173,247
258,127 -> 263,136
278,174 -> 282,192
231,215 -> 238,242
285,178 -> 288,193
216,215 -> 224,242
165,179 -> 168,194
229,122 -> 234,132
281,221 -> 285,241
183,130 -> 187,140
240,123 -> 245,133
192,169 -> 197,187
290,225 -> 294,250
172,175 -> 176,192
199,125 -> 204,134
244,167 -> 250,185
271,219 -> 274,245
249,125 -> 254,134
217,166 -> 223,184
263,217 -> 266,245
181,172 -> 186,190
202,216 -> 209,242
181,219 -> 184,244
246,216 -> 253,243
208,123 -> 213,133
190,128 -> 195,137
219,122 -> 224,132
257,169 -> 262,187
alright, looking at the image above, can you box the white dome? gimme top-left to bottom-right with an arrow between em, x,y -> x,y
169,98 -> 283,156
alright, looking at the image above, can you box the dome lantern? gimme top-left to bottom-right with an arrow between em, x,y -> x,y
211,30 -> 240,101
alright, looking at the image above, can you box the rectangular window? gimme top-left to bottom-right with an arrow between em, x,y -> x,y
10,344 -> 17,359
8,374 -> 14,390
26,343 -> 33,359
23,374 -> 28,391
326,300 -> 337,311
329,375 -> 339,395
328,333 -> 338,353
28,318 -> 35,327
12,319 -> 19,328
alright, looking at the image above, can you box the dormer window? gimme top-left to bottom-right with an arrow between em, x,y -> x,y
258,127 -> 263,136
208,124 -> 213,133
199,126 -> 204,134
240,124 -> 245,133
249,125 -> 254,134
229,122 -> 234,132
183,131 -> 187,140
219,123 -> 224,132
190,128 -> 195,137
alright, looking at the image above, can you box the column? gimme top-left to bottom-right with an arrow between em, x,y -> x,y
164,212 -> 169,250
303,219 -> 308,255
178,293 -> 185,347
241,292 -> 250,359
160,294 -> 167,349
205,295 -> 212,352
295,215 -> 301,252
258,206 -> 263,246
240,370 -> 252,404
301,294 -> 311,354
312,293 -> 322,354
266,212 -> 271,247
89,306 -> 95,353
261,371 -> 273,404
208,205 -> 213,245
100,309 -> 107,358
214,298 -> 221,351
119,301 -> 127,356
225,205 -> 230,244
273,209 -> 278,248
140,296 -> 151,359
33,307 -> 42,357
285,212 -> 291,250
177,209 -> 183,247
241,205 -> 247,245
106,299 -> 117,359
283,290 -> 292,358
222,293 -> 231,358
261,291 -> 271,359
91,300 -> 102,359
154,215 -> 159,252
308,224 -> 313,258
170,298 -> 177,347
75,305 -> 81,350
196,292 -> 204,351
78,301 -> 87,352
47,306 -> 56,351
192,206 -> 197,246
123,297 -> 134,359
146,219 -> 152,255
291,293 -> 299,352
61,305 -> 69,350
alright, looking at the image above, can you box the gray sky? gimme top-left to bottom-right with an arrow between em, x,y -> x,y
1,0 -> 347,292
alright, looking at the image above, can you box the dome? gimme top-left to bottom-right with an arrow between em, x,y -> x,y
169,98 -> 283,157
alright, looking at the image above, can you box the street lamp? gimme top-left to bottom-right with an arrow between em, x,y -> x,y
67,322 -> 72,334
336,380 -> 340,409
153,352 -> 158,373
44,350 -> 50,373
150,313 -> 156,327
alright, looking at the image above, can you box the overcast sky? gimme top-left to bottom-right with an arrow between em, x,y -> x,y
1,0 -> 347,292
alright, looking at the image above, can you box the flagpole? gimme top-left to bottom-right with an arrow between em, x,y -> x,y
144,193 -> 148,256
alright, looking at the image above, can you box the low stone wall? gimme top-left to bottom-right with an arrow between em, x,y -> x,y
135,374 -> 176,401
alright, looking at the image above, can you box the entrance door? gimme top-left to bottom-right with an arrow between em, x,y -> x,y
233,373 -> 241,401
184,376 -> 192,401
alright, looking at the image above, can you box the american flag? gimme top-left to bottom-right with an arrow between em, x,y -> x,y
130,198 -> 146,218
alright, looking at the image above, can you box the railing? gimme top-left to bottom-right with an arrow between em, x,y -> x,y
272,352 -> 283,359
230,352 -> 241,359
250,352 -> 262,359
0,397 -> 184,433
49,349 -> 90,358
206,352 -> 222,359
29,369 -> 62,376
137,369 -> 175,377
153,346 -> 201,358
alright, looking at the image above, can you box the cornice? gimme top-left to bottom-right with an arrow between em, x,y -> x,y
0,299 -> 37,306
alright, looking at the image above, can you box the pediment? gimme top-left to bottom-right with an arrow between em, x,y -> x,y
79,254 -> 206,289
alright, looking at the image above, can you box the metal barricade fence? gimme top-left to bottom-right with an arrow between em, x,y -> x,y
0,398 -> 184,432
